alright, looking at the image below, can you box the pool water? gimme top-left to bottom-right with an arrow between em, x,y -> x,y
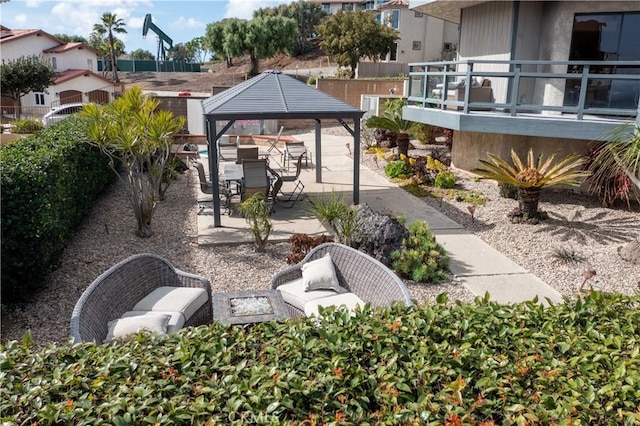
198,149 -> 208,158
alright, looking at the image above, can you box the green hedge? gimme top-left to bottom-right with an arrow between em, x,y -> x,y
0,117 -> 113,303
2,292 -> 639,424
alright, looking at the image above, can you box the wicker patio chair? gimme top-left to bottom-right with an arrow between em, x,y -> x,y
270,243 -> 413,318
70,253 -> 212,344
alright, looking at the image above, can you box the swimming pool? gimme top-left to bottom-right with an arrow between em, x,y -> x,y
198,149 -> 208,158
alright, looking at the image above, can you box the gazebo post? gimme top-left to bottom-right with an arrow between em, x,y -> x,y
206,119 -> 222,227
353,118 -> 360,205
315,119 -> 322,183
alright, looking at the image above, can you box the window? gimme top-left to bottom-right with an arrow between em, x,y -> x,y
375,13 -> 381,24
361,0 -> 374,10
322,3 -> 330,13
389,43 -> 398,62
391,10 -> 399,29
414,12 -> 423,18
412,41 -> 421,51
35,93 -> 45,105
51,57 -> 57,70
341,3 -> 353,11
567,12 -> 640,109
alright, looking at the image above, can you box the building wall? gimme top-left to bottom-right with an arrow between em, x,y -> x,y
43,49 -> 97,72
458,1 -> 514,104
20,77 -> 114,108
451,131 -> 592,172
0,34 -> 58,60
317,78 -> 406,107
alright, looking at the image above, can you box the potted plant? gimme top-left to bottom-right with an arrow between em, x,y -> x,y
365,98 -> 418,158
475,148 -> 587,223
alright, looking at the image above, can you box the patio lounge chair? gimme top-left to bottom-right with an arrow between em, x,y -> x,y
270,243 -> 413,318
282,140 -> 310,169
70,253 -> 212,344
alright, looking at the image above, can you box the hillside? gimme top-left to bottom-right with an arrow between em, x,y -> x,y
120,47 -> 334,93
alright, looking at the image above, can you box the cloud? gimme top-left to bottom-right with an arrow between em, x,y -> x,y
128,16 -> 145,30
14,14 -> 27,25
169,16 -> 205,30
223,0 -> 289,20
25,0 -> 43,8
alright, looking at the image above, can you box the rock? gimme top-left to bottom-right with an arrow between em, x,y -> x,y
351,204 -> 409,266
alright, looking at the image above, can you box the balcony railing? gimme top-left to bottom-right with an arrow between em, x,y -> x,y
408,60 -> 640,121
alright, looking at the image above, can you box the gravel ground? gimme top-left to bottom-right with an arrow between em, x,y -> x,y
2,126 -> 639,345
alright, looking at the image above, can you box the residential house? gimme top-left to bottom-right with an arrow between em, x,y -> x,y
0,25 -> 118,118
313,0 -> 458,67
403,1 -> 640,171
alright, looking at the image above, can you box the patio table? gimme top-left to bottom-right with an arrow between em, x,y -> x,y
213,289 -> 290,325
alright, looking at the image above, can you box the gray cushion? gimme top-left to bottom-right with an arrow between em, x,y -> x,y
121,310 -> 185,334
301,253 -> 345,293
277,278 -> 341,311
105,313 -> 170,343
304,293 -> 365,317
133,286 -> 208,321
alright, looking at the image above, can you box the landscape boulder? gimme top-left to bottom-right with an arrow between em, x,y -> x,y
352,204 -> 408,266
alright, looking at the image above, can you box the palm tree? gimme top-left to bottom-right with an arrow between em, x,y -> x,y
587,124 -> 640,263
365,98 -> 418,158
93,12 -> 127,83
475,149 -> 587,222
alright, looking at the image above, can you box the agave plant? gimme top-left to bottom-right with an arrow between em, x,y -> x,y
475,149 -> 587,221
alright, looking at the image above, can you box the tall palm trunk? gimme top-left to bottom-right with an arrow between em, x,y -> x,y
397,132 -> 410,158
109,32 -> 119,83
518,187 -> 541,218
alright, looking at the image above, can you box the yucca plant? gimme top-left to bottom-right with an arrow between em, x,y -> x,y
475,148 -> 587,221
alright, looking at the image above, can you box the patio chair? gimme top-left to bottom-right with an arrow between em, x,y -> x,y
240,159 -> 270,202
282,140 -> 310,169
236,146 -> 259,164
70,253 -> 212,343
276,154 -> 305,206
193,161 -> 232,215
266,126 -> 284,156
217,135 -> 237,162
270,243 -> 413,318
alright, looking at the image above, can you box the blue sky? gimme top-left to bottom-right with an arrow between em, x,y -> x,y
0,0 -> 290,53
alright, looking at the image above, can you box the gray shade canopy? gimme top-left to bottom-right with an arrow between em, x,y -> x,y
202,70 -> 365,227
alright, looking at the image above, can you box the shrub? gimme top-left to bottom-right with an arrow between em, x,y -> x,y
434,171 -> 457,188
286,233 -> 333,264
310,191 -> 360,246
306,76 -> 316,86
391,220 -> 449,283
12,118 -> 44,133
0,116 -> 113,302
384,160 -> 411,179
238,193 -> 272,252
3,292 -> 639,424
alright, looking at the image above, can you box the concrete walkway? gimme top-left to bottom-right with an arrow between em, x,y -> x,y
196,131 -> 563,305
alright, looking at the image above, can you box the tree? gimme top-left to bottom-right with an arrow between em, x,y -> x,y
254,0 -> 327,56
587,124 -> 640,264
0,55 -> 55,119
79,87 -> 185,238
475,149 -> 587,223
317,10 -> 398,78
129,49 -> 155,60
92,12 -> 127,83
53,33 -> 89,44
185,37 -> 210,63
204,20 -> 233,67
170,43 -> 189,61
226,16 -> 297,76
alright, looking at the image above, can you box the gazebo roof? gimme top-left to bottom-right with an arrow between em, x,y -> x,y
202,70 -> 364,121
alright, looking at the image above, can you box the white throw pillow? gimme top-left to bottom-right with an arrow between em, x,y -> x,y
301,253 -> 345,293
104,313 -> 170,343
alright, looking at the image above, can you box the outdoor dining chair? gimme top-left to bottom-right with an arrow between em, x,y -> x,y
266,126 -> 284,156
268,154 -> 305,208
193,161 -> 232,215
282,140 -> 310,169
217,135 -> 237,162
240,159 -> 270,202
236,146 -> 259,164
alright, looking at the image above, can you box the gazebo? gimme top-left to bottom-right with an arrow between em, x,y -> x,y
201,70 -> 366,227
